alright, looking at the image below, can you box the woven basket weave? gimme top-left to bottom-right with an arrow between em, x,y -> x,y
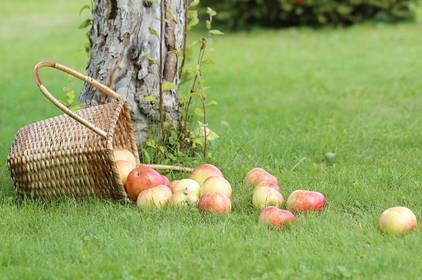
7,61 -> 139,200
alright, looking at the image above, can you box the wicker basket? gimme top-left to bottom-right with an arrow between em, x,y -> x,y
7,61 -> 139,200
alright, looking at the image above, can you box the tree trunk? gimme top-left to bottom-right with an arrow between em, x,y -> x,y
81,0 -> 187,145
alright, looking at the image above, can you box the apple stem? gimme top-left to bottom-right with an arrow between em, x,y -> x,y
144,164 -> 193,173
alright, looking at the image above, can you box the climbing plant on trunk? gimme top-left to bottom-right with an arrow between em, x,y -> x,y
80,0 -> 187,145
78,1 -> 222,162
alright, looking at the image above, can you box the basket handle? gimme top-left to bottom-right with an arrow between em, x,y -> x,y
33,61 -> 123,138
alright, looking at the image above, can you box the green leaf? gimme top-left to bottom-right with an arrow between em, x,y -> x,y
187,10 -> 199,30
194,107 -> 204,117
190,0 -> 200,7
84,42 -> 90,54
206,100 -> 218,106
78,19 -> 91,29
66,90 -> 76,101
205,20 -> 211,30
209,29 -> 224,36
190,91 -> 202,98
192,137 -> 204,148
205,128 -> 219,141
146,139 -> 156,148
162,82 -> 175,91
206,7 -> 217,17
71,104 -> 85,111
142,149 -> 151,163
144,95 -> 158,103
166,8 -> 177,23
79,4 -> 91,15
193,126 -> 219,142
202,58 -> 215,65
145,0 -> 158,6
143,55 -> 157,64
148,27 -> 160,39
337,5 -> 352,15
168,50 -> 183,57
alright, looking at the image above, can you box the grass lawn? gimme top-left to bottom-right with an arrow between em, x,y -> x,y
1,1 -> 422,279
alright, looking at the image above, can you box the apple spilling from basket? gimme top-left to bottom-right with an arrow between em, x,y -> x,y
114,149 -> 231,214
114,149 -> 417,236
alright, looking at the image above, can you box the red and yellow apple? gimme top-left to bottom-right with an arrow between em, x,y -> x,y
161,175 -> 171,187
379,206 -> 417,235
286,190 -> 326,212
169,180 -> 179,193
198,192 -> 231,215
115,160 -> 135,185
169,190 -> 199,207
259,207 -> 296,229
200,176 -> 232,198
190,164 -> 223,185
245,168 -> 278,187
136,185 -> 172,208
125,166 -> 164,201
172,179 -> 201,197
255,182 -> 281,193
113,149 -> 137,167
252,186 -> 284,209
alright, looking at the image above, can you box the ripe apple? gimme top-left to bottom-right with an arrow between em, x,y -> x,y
198,192 -> 231,215
379,207 -> 417,235
115,160 -> 135,185
190,163 -> 223,185
200,176 -> 232,198
252,186 -> 284,209
255,182 -> 281,193
169,180 -> 179,193
137,185 -> 172,208
113,149 -> 137,167
245,168 -> 278,187
161,175 -> 171,187
125,166 -> 163,201
169,190 -> 199,207
172,179 -> 200,197
286,190 -> 326,212
259,207 -> 296,229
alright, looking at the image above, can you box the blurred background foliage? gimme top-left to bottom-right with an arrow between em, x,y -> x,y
200,0 -> 418,29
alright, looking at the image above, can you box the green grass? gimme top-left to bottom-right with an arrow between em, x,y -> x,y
1,1 -> 422,279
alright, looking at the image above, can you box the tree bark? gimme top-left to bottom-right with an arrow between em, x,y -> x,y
81,0 -> 186,145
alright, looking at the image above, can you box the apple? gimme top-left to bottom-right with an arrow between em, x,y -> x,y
245,168 -> 278,187
161,175 -> 171,187
252,186 -> 284,209
137,185 -> 172,208
198,192 -> 231,215
169,190 -> 199,207
259,207 -> 296,229
190,164 -> 223,185
125,166 -> 163,201
255,182 -> 281,193
115,160 -> 135,185
169,180 -> 179,193
172,179 -> 200,197
286,190 -> 326,212
113,149 -> 137,167
200,176 -> 232,198
379,207 -> 417,236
